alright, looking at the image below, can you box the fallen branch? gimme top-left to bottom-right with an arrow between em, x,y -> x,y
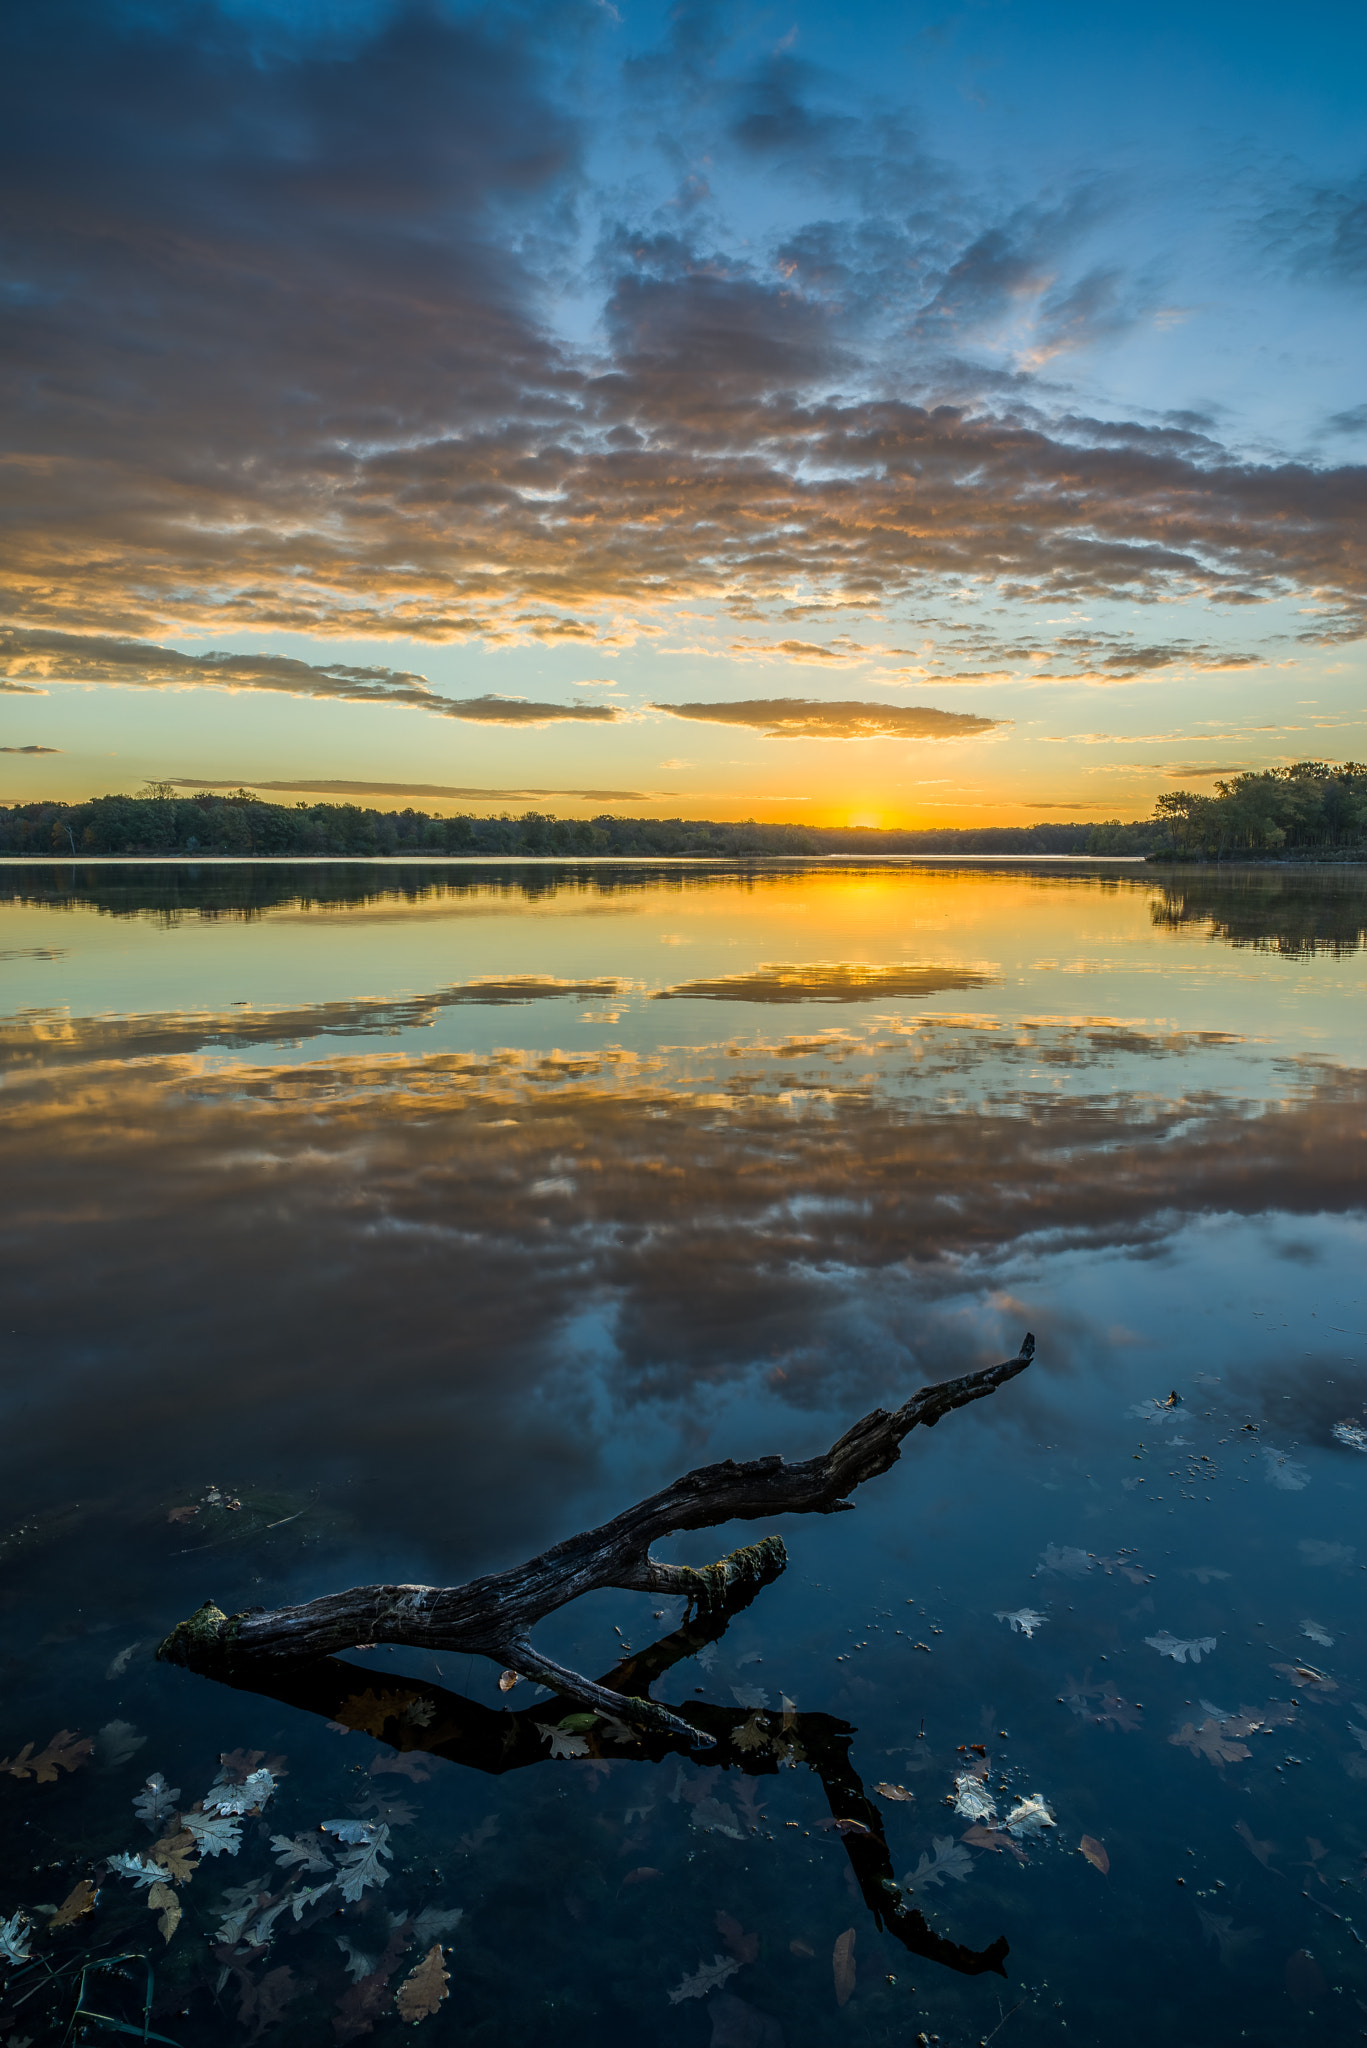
159,1334 -> 1033,1743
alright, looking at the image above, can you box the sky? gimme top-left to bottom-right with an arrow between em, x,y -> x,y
2,0 -> 1365,827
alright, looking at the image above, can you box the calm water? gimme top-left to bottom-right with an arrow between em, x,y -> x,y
2,859 -> 1365,2046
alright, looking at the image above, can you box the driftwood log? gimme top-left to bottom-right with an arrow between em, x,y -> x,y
159,1336 -> 1033,1747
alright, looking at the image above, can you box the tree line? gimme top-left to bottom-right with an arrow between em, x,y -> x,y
1152,762 -> 1367,859
0,788 -> 1155,859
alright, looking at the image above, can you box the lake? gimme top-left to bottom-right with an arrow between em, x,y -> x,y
2,858 -> 1365,2045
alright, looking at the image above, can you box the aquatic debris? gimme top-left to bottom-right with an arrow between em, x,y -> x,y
94,1720 -> 146,1769
0,1911 -> 32,1966
106,1851 -> 165,1887
149,1828 -> 198,1882
0,1729 -> 94,1782
1331,1422 -> 1367,1453
833,1928 -> 856,2007
731,1685 -> 769,1710
951,1773 -> 998,1823
874,1782 -> 915,1802
995,1608 -> 1046,1638
396,1943 -> 449,2024
202,1765 -> 276,1815
148,1879 -> 180,1943
133,1772 -> 180,1831
1261,1447 -> 1309,1491
334,1823 -> 393,1901
907,1838 -> 973,1888
1003,1797 -> 1055,1839
271,1831 -> 333,1873
105,1641 -> 140,1678
1145,1631 -> 1217,1665
1079,1837 -> 1109,1875
535,1722 -> 591,1760
731,1712 -> 773,1753
667,1954 -> 742,2003
1300,1620 -> 1334,1648
1037,1546 -> 1091,1577
410,1906 -> 463,1944
183,1808 -> 242,1857
50,1879 -> 98,1928
1170,1720 -> 1252,1767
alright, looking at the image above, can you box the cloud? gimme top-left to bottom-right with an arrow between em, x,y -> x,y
0,744 -> 60,753
167,778 -> 659,800
653,962 -> 996,1003
654,698 -> 1003,739
0,630 -> 618,722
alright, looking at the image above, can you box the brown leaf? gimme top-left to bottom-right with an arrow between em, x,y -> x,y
498,1669 -> 519,1692
216,1748 -> 266,1783
0,1730 -> 94,1783
621,1867 -> 661,1887
961,1824 -> 1028,1864
151,1828 -> 198,1884
832,1927 -> 856,2008
337,1691 -> 424,1739
1169,1720 -> 1252,1767
50,1878 -> 97,1928
1079,1836 -> 1109,1875
1234,1820 -> 1278,1870
147,1880 -> 181,1944
239,1964 -> 301,2045
166,1505 -> 200,1524
873,1782 -> 914,1802
395,1944 -> 449,2025
1271,1663 -> 1337,1694
716,1911 -> 759,1965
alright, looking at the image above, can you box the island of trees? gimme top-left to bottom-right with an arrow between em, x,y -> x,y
0,762 -> 1362,862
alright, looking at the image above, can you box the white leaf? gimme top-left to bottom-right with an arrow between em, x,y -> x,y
288,1882 -> 333,1921
535,1723 -> 590,1760
133,1773 -> 181,1832
0,1911 -> 33,1966
1332,1422 -> 1367,1453
335,1825 -> 393,1903
320,1819 -> 375,1845
667,1954 -> 740,2004
1146,1631 -> 1217,1666
202,1767 -> 275,1816
1300,1620 -> 1335,1648
182,1809 -> 243,1858
105,1852 -> 162,1888
730,1685 -> 769,1710
1004,1795 -> 1056,1838
907,1836 -> 973,1888
951,1773 -> 997,1823
271,1832 -> 333,1873
1261,1447 -> 1310,1492
995,1608 -> 1045,1638
1037,1546 -> 1091,1577
105,1642 -> 140,1680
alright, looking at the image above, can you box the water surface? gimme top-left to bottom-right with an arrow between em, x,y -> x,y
2,861 -> 1365,2044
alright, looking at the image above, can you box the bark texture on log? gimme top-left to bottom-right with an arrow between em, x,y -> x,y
159,1335 -> 1033,1743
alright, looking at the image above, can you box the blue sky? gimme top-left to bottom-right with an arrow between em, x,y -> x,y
2,0 -> 1364,822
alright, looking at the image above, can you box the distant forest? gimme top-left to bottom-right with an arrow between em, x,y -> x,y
0,790 -> 1156,859
0,761 -> 1362,861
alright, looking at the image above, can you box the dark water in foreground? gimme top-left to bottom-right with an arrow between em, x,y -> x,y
2,859 -> 1365,2047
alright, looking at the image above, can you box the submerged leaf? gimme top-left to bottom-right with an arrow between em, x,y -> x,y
150,1828 -> 199,1883
396,1943 -> 449,2024
410,1906 -> 463,1945
1079,1836 -> 1109,1875
183,1808 -> 243,1858
667,1954 -> 741,2004
202,1767 -> 276,1816
1,1730 -> 94,1782
147,1880 -> 181,1944
1300,1620 -> 1334,1648
0,1911 -> 32,1965
322,1819 -> 375,1845
536,1722 -> 590,1760
106,1851 -> 163,1888
730,1713 -> 772,1754
271,1832 -> 333,1874
832,1927 -> 856,2007
94,1721 -> 145,1769
334,1824 -> 393,1902
1170,1721 -> 1252,1767
995,1609 -> 1045,1639
907,1837 -> 972,1888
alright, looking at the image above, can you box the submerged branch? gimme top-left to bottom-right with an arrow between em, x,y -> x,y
158,1334 -> 1034,1741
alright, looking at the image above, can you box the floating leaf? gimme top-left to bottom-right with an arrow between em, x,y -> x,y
1170,1720 -> 1252,1767
906,1837 -> 972,1888
951,1772 -> 997,1823
49,1879 -> 97,1928
322,1819 -> 375,1845
106,1852 -> 163,1888
271,1832 -> 333,1874
995,1608 -> 1045,1638
1004,1796 -> 1056,1838
667,1954 -> 741,2004
238,1964 -> 300,2042
1079,1836 -> 1109,1875
498,1669 -> 520,1692
832,1928 -> 856,2008
0,1729 -> 94,1782
151,1828 -> 199,1883
337,1936 -> 379,1985
1272,1661 -> 1338,1693
1300,1620 -> 1334,1648
961,1823 -> 1027,1864
183,1808 -> 242,1858
288,1882 -> 333,1921
689,1796 -> 743,1839
1332,1422 -> 1367,1453
396,1943 -> 449,2024
147,1880 -> 181,1944
1261,1448 -> 1310,1491
1038,1545 -> 1092,1577
0,1911 -> 32,1965
731,1686 -> 769,1710
730,1713 -> 772,1753
410,1906 -> 463,1944
202,1767 -> 276,1816
1146,1632 -> 1217,1666
133,1773 -> 181,1832
874,1781 -> 914,1802
334,1824 -> 393,1902
536,1722 -> 590,1760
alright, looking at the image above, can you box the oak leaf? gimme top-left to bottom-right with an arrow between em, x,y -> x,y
133,1773 -> 181,1832
667,1954 -> 740,2004
907,1837 -> 972,1887
0,1730 -> 94,1782
272,1832 -> 333,1874
151,1829 -> 199,1883
183,1807 -> 242,1857
50,1879 -> 97,1928
832,1927 -> 856,2008
147,1880 -> 181,1943
395,1943 -> 449,2024
1169,1720 -> 1252,1767
960,1823 -> 1027,1864
536,1722 -> 590,1760
0,1911 -> 32,1965
730,1713 -> 772,1753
